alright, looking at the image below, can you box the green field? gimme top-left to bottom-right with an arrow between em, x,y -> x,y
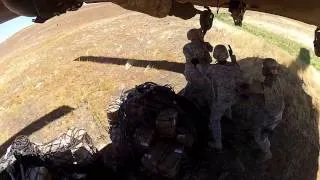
216,13 -> 320,70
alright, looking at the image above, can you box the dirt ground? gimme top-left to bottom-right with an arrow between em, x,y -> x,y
0,3 -> 319,179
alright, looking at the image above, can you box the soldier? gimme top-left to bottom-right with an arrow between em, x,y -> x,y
207,44 -> 242,150
213,44 -> 238,65
183,28 -> 213,65
182,28 -> 213,110
255,58 -> 284,158
232,58 -> 284,160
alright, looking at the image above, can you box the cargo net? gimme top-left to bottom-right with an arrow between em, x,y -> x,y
108,82 -> 177,149
106,82 -> 208,178
0,128 -> 97,180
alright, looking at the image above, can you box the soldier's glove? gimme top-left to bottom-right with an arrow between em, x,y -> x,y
191,58 -> 200,66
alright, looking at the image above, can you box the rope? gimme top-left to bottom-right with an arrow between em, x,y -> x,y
32,0 -> 41,18
216,0 -> 220,14
240,0 -> 245,13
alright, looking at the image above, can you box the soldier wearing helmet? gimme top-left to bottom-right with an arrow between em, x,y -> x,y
232,58 -> 284,160
213,44 -> 238,65
254,58 -> 284,160
183,28 -> 213,110
184,28 -> 213,65
206,44 -> 242,150
261,58 -> 284,137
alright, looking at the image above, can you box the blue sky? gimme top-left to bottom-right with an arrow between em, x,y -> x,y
0,16 -> 34,43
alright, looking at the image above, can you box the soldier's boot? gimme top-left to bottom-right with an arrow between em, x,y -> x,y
255,136 -> 272,162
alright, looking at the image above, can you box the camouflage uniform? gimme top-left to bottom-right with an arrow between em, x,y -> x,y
263,78 -> 285,130
254,77 -> 284,157
206,63 -> 242,149
256,59 -> 284,156
183,29 -> 213,109
233,59 -> 284,159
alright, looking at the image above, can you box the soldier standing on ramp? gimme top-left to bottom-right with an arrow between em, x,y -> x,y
261,59 -> 284,132
183,28 -> 213,110
232,58 -> 285,160
251,58 -> 285,159
207,44 -> 242,150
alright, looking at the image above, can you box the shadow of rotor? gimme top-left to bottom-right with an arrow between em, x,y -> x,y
74,56 -> 185,74
0,105 -> 75,156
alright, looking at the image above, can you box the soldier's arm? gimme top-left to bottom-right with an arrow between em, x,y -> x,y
230,54 -> 238,65
205,42 -> 213,52
183,45 -> 192,63
205,52 -> 213,64
228,45 -> 238,65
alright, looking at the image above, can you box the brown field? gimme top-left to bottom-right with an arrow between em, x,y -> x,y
0,3 -> 319,179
